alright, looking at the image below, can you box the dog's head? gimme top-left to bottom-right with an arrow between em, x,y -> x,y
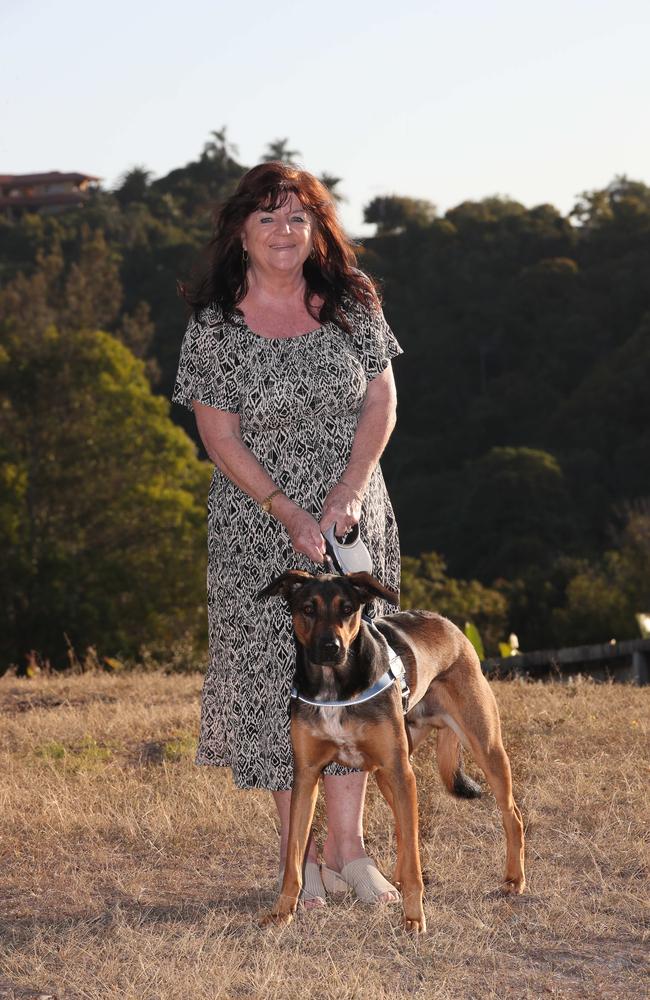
257,570 -> 398,666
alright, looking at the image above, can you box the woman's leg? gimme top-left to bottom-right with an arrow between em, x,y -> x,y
321,771 -> 367,868
321,771 -> 399,903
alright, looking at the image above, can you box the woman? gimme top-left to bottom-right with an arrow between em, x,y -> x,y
172,161 -> 403,907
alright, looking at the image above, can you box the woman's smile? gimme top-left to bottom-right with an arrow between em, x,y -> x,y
241,192 -> 313,272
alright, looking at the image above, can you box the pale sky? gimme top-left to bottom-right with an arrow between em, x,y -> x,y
2,0 -> 649,236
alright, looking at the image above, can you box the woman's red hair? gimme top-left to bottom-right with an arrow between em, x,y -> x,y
179,161 -> 380,330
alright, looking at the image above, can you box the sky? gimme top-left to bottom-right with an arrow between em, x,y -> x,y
1,0 -> 649,236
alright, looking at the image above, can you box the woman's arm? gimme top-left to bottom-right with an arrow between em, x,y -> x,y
319,364 -> 398,535
192,402 -> 327,563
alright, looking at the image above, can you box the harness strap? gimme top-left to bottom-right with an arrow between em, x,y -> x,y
297,547 -> 408,711
290,627 -> 410,714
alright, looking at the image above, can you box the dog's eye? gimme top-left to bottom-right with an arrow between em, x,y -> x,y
302,605 -> 315,616
342,605 -> 355,616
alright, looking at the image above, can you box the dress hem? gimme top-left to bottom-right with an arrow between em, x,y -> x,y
194,754 -> 362,792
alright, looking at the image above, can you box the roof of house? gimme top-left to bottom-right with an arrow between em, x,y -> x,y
0,191 -> 94,208
0,171 -> 101,185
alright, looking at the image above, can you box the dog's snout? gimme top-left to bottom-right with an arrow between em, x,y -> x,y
312,630 -> 344,664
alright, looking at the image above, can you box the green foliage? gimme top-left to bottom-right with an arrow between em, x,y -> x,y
114,166 -> 153,207
34,734 -> 118,770
400,552 -> 507,655
364,195 -> 437,234
0,267 -> 211,669
449,446 -> 578,582
261,138 -> 301,163
150,126 -> 244,221
319,173 -> 345,203
2,137 -> 650,654
163,732 -> 197,761
551,510 -> 650,644
463,621 -> 485,660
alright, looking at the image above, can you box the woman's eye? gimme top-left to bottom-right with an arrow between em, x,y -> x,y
260,216 -> 273,223
291,215 -> 306,223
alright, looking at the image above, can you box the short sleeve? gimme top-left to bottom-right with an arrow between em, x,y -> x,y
171,308 -> 240,413
349,300 -> 404,382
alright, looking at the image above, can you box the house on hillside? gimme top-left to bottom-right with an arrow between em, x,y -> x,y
0,171 -> 102,219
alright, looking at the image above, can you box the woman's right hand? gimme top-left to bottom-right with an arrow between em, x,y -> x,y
281,505 -> 326,565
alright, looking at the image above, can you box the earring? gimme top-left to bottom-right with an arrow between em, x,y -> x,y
242,249 -> 249,265
309,248 -> 316,260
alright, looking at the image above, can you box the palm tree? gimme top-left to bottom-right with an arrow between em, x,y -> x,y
114,166 -> 152,205
202,127 -> 239,163
319,173 -> 345,203
261,138 -> 302,163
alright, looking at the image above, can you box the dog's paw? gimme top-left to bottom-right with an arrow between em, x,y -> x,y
403,912 -> 427,935
258,908 -> 294,928
501,876 -> 526,895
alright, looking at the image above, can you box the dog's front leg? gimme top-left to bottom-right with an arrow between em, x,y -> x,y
259,765 -> 321,928
377,756 -> 426,934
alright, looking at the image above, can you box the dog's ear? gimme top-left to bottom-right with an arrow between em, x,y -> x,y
346,571 -> 399,606
256,570 -> 314,601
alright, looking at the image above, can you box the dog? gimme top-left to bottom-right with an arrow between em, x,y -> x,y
257,570 -> 525,933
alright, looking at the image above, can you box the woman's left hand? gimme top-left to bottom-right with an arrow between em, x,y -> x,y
319,481 -> 363,537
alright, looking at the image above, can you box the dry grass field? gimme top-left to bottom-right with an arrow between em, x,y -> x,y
0,668 -> 647,1000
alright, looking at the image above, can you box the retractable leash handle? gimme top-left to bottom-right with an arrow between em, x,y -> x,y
322,524 -> 376,621
303,526 -> 409,714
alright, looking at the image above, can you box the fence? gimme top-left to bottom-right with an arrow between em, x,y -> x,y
483,637 -> 650,684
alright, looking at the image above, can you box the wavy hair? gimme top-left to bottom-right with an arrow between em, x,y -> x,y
179,162 -> 380,330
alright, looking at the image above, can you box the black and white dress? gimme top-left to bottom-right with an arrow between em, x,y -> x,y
171,292 -> 403,790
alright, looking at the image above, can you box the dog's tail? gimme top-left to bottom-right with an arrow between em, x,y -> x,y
437,726 -> 482,799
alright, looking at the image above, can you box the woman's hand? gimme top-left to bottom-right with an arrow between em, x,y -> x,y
281,505 -> 327,565
319,481 -> 363,538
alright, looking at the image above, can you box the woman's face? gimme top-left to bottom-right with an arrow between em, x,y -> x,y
241,192 -> 314,275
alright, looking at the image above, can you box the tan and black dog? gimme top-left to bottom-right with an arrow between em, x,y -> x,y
257,570 -> 525,933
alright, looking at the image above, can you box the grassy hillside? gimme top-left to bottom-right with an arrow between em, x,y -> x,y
0,669 -> 647,999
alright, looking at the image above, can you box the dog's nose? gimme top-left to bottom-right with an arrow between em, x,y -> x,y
322,637 -> 341,654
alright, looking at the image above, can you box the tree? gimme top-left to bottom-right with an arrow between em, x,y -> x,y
60,224 -> 124,332
400,551 -> 508,655
445,196 -> 526,226
551,508 -> 650,644
262,138 -> 301,164
202,126 -> 240,164
571,175 -> 650,232
364,195 -> 437,235
319,172 -> 345,203
114,166 -> 152,207
0,316 -> 211,670
151,128 -> 244,219
447,447 -> 578,582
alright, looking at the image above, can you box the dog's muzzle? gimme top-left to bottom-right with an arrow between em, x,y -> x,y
311,634 -> 344,665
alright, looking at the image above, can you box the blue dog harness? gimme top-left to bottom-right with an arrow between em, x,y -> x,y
290,615 -> 410,714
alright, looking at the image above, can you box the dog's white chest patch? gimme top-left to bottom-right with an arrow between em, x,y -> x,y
311,710 -> 366,769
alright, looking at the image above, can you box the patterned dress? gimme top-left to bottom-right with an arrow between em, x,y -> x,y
171,290 -> 403,790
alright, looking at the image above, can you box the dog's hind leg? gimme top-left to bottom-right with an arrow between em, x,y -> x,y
432,666 -> 526,894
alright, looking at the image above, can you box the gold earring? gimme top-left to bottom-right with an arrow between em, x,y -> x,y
309,248 -> 316,260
